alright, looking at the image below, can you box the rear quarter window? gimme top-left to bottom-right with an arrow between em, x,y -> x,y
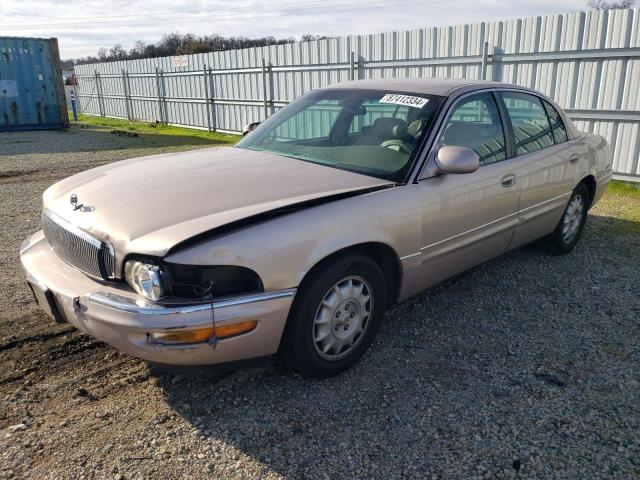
543,100 -> 569,144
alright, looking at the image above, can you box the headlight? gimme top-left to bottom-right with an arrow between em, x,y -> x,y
124,260 -> 170,301
123,258 -> 263,302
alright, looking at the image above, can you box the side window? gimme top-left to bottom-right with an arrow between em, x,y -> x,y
269,100 -> 342,142
543,100 -> 569,144
500,92 -> 554,156
438,92 -> 506,166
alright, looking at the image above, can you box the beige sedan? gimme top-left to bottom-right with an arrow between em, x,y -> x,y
20,78 -> 611,378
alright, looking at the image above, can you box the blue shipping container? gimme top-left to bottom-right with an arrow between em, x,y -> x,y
0,37 -> 69,131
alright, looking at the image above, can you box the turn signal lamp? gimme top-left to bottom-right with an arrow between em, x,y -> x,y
148,320 -> 257,345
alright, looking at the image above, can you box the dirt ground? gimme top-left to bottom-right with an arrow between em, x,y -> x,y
0,126 -> 639,479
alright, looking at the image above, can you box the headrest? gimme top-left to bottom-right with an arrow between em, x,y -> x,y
408,118 -> 426,138
391,123 -> 409,139
371,117 -> 409,139
371,117 -> 405,133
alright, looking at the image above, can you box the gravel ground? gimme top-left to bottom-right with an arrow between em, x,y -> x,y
1,127 -> 639,479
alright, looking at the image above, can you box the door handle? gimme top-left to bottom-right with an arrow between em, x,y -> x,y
501,173 -> 517,188
569,154 -> 580,164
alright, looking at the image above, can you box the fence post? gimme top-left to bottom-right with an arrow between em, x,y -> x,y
350,52 -> 356,80
261,58 -> 269,119
154,67 -> 164,123
203,65 -> 212,133
357,55 -> 365,80
95,70 -> 105,117
208,67 -> 217,131
121,69 -> 131,120
268,62 -> 275,115
72,77 -> 80,116
480,41 -> 489,81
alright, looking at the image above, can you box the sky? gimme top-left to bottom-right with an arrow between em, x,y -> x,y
1,0 -> 594,60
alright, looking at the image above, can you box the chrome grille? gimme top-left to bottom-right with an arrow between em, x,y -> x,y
42,210 -> 115,280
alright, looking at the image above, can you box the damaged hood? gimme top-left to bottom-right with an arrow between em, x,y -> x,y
43,146 -> 393,258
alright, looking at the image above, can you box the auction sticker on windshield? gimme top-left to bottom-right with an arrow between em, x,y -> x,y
379,93 -> 429,108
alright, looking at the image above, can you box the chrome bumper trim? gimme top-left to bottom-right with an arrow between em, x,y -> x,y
87,289 -> 297,315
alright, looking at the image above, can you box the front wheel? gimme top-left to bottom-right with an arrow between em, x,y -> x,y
547,183 -> 589,254
280,254 -> 387,379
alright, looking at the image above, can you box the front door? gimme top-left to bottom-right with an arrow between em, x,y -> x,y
416,91 -> 523,287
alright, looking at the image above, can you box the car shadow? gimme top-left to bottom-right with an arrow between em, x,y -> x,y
149,213 -> 638,477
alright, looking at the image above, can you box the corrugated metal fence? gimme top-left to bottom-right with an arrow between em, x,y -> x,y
75,8 -> 640,180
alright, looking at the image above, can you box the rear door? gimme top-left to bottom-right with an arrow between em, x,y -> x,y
497,91 -> 583,249
416,91 -> 523,287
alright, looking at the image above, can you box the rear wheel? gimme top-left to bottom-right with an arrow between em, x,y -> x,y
547,183 -> 589,254
280,254 -> 387,379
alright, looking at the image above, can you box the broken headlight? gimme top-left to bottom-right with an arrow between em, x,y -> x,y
123,258 -> 263,302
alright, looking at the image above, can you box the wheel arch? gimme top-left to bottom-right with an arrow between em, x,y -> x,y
579,174 -> 596,208
296,242 -> 403,309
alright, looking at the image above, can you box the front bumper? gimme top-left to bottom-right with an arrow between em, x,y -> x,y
20,231 -> 295,366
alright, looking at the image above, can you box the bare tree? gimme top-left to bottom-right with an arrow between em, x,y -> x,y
97,47 -> 108,61
129,40 -> 147,59
70,32 -> 300,65
588,0 -> 635,9
109,43 -> 127,60
301,34 -> 332,42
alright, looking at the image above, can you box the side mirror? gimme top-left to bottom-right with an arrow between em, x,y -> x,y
435,146 -> 479,174
242,122 -> 261,136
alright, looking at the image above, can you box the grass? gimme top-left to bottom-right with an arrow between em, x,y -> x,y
607,179 -> 640,197
591,180 -> 640,236
75,113 -> 239,145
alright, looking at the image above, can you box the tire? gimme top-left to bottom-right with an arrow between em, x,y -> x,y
280,254 -> 387,379
547,183 -> 589,254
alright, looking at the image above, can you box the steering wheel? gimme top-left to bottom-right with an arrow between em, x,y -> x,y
380,139 -> 413,154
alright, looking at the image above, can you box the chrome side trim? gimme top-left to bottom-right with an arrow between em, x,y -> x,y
88,288 -> 297,315
518,192 -> 571,214
420,212 -> 519,252
400,252 -> 422,261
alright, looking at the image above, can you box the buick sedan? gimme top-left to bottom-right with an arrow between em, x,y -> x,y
20,78 -> 612,378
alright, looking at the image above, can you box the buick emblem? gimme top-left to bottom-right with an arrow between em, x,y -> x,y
70,193 -> 83,211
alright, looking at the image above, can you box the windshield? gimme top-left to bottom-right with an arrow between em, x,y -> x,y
236,89 -> 443,182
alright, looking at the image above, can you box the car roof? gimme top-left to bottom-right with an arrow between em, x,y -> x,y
323,78 -> 530,97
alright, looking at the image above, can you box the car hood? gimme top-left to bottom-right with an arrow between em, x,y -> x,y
43,146 -> 393,259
